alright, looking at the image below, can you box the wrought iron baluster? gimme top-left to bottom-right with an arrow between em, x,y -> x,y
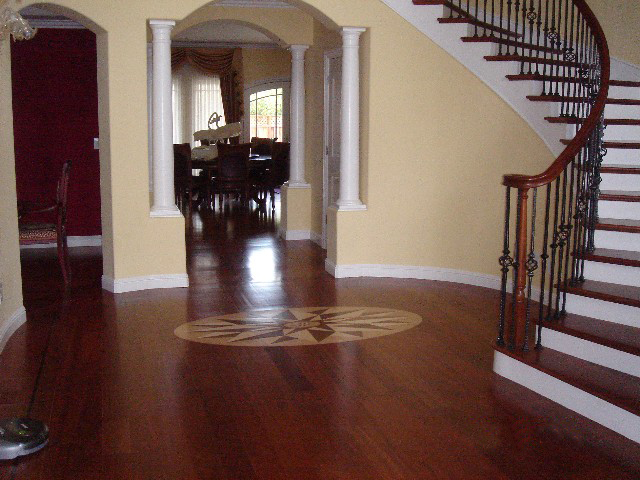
506,0 -> 513,55
524,188 -> 538,351
541,0 -> 550,94
571,147 -> 586,285
553,169 -> 569,319
513,0 -> 521,58
499,0 -> 505,55
498,186 -> 512,347
537,183 -> 552,348
562,154 -> 577,313
546,178 -> 561,321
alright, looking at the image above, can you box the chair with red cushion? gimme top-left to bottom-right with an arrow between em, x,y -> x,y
19,160 -> 72,284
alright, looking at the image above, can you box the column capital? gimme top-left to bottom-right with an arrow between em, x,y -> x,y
341,27 -> 366,44
149,20 -> 175,41
149,19 -> 176,29
289,44 -> 309,57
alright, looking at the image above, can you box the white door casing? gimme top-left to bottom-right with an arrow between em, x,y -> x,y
323,48 -> 342,247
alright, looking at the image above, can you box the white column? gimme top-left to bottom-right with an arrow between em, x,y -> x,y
147,42 -> 153,192
287,44 -> 309,188
337,27 -> 366,211
149,20 -> 181,217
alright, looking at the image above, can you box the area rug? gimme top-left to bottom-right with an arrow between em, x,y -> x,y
174,306 -> 422,347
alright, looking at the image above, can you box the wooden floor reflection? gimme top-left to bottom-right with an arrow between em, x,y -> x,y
2,198 -> 640,479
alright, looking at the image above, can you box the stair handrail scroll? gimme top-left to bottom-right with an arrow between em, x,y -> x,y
496,0 -> 610,353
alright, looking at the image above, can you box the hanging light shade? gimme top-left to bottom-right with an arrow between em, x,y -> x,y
1,6 -> 37,41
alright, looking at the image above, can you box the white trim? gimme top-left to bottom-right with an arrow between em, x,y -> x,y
0,306 -> 26,355
310,231 -> 324,248
542,327 -> 640,378
284,181 -> 311,189
22,17 -> 84,29
172,40 -> 279,50
20,235 -> 103,249
325,261 -> 501,289
278,229 -> 311,241
149,206 -> 183,218
102,274 -> 189,293
336,203 -> 367,211
493,350 -> 640,444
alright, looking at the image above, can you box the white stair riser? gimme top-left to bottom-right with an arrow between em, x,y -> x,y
542,327 -> 640,378
605,103 -> 640,119
565,292 -> 640,327
594,230 -> 640,251
609,85 -> 640,100
494,351 -> 640,444
600,172 -> 640,191
601,148 -> 640,165
598,200 -> 640,220
583,260 -> 640,288
604,124 -> 640,141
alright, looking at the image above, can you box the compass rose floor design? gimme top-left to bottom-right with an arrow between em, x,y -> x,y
174,307 -> 422,347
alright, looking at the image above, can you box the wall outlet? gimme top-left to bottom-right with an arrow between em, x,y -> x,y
93,138 -> 99,150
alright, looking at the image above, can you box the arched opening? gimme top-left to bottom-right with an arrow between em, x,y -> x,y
1,3 -> 111,303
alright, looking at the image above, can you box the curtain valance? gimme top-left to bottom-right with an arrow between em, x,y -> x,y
171,48 -> 236,76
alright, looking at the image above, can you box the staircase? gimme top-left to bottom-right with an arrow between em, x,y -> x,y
403,0 -> 640,443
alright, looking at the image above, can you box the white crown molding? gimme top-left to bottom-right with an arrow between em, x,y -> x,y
20,235 -> 102,250
325,260 -> 501,290
171,40 -> 280,50
102,274 -> 189,294
22,16 -> 84,29
210,0 -> 294,8
0,306 -> 26,355
493,350 -> 640,444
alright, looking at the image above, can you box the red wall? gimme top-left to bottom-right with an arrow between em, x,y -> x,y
11,28 -> 101,237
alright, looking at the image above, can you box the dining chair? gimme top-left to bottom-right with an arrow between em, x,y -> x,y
258,142 -> 290,209
174,143 -> 210,213
19,160 -> 72,284
213,143 -> 252,209
250,137 -> 277,156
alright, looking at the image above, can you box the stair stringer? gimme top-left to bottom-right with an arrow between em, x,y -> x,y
379,0 -> 565,156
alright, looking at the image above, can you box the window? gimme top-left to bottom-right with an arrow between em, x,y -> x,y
245,79 -> 290,142
249,88 -> 283,140
172,64 -> 225,146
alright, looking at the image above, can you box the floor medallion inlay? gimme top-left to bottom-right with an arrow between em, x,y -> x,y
174,307 -> 422,347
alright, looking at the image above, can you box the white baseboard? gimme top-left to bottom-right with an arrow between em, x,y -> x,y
310,231 -> 324,248
493,350 -> 640,444
542,327 -> 640,378
278,229 -> 312,241
0,306 -> 26,355
102,273 -> 189,293
325,260 -> 501,290
20,235 -> 102,249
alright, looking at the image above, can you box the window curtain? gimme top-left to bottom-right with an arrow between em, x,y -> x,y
171,47 -> 243,124
172,63 -> 226,146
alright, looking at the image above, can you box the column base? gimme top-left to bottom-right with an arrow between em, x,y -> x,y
285,181 -> 311,189
280,184 -> 312,240
336,200 -> 367,211
150,205 -> 183,218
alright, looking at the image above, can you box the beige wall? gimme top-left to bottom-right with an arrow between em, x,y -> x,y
242,48 -> 290,87
0,38 -> 24,340
588,0 -> 640,67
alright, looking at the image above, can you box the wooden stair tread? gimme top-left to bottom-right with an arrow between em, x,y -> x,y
506,73 -> 589,83
461,36 -> 561,54
498,346 -> 640,416
610,80 -> 640,88
485,54 -> 587,68
600,190 -> 640,202
597,218 -> 640,234
562,279 -> 640,308
560,139 -> 640,148
438,18 -> 522,38
608,98 -> 640,105
528,96 -> 638,104
583,247 -> 640,267
549,311 -> 640,357
545,117 -> 640,126
601,165 -> 640,174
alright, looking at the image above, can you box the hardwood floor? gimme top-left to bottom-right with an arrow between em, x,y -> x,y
2,199 -> 640,479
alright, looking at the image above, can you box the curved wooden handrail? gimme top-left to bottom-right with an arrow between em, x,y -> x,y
503,0 -> 610,190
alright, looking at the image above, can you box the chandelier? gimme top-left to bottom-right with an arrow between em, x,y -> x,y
1,6 -> 36,41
